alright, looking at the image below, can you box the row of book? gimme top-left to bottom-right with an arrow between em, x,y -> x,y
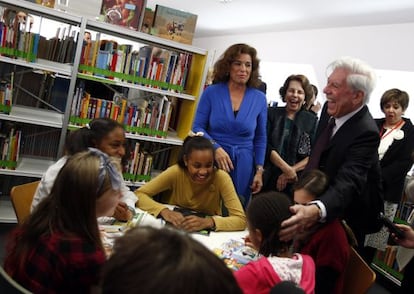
396,201 -> 414,223
123,141 -> 153,183
374,245 -> 404,280
70,85 -> 173,138
80,36 -> 193,92
0,17 -> 77,64
0,80 -> 12,114
0,127 -> 21,169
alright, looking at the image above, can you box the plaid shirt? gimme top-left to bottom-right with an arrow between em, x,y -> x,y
5,230 -> 105,293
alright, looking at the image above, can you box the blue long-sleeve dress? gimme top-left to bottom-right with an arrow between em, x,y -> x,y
193,82 -> 267,206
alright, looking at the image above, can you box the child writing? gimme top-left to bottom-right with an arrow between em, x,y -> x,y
293,169 -> 350,294
31,117 -> 137,221
234,191 -> 315,294
4,148 -> 123,292
135,134 -> 246,232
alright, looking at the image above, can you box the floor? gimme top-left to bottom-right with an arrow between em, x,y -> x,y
0,222 -> 397,293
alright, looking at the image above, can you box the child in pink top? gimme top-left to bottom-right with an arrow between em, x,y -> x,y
234,191 -> 315,294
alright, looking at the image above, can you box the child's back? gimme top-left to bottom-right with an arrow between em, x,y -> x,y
234,191 -> 315,294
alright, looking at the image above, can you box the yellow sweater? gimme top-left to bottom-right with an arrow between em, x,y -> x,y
135,165 -> 246,231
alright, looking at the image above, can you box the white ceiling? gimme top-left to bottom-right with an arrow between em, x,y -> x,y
146,0 -> 414,38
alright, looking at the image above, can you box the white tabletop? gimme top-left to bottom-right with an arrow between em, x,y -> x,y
100,207 -> 248,255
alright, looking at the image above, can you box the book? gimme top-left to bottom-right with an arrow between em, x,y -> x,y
100,0 -> 146,31
140,7 -> 154,34
151,5 -> 198,45
213,239 -> 258,271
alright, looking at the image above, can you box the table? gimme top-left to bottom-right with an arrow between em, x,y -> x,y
100,207 -> 250,260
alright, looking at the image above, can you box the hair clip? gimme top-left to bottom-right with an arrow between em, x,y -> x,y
188,130 -> 204,137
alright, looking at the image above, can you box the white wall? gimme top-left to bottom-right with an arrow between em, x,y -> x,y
193,22 -> 414,120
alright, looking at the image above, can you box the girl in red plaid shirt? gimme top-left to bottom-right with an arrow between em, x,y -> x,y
4,149 -> 123,293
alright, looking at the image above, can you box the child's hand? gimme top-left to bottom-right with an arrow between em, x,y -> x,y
243,235 -> 257,250
180,215 -> 214,232
160,208 -> 185,227
113,202 -> 133,221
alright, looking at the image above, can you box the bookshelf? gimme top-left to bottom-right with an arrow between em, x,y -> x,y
0,0 -> 209,222
371,174 -> 414,287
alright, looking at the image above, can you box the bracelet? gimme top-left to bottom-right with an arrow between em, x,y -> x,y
256,166 -> 264,172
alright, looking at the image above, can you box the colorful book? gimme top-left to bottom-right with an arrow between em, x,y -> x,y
100,0 -> 146,31
151,5 -> 198,45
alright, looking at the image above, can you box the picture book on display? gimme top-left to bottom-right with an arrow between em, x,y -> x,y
140,7 -> 154,34
100,0 -> 146,31
151,5 -> 197,45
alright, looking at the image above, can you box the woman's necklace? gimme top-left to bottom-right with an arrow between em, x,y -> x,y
380,119 -> 404,139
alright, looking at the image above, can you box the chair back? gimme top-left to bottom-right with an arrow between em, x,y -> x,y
343,246 -> 376,294
10,181 -> 40,224
0,265 -> 32,293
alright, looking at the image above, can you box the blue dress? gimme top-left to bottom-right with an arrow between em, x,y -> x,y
193,83 -> 267,206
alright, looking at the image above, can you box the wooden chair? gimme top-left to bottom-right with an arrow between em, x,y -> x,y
10,181 -> 40,224
0,265 -> 32,293
343,246 -> 376,294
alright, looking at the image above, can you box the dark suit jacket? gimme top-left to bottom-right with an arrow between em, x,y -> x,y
315,104 -> 383,235
376,118 -> 414,202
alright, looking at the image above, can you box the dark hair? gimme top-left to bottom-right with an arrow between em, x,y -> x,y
101,226 -> 242,294
311,84 -> 318,97
279,74 -> 313,105
293,169 -> 329,198
213,43 -> 261,88
65,118 -> 125,155
247,191 -> 293,256
177,136 -> 215,168
6,151 -> 118,274
65,118 -> 129,166
269,281 -> 305,294
380,88 -> 409,112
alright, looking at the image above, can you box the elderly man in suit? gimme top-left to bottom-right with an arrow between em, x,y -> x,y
280,57 -> 383,258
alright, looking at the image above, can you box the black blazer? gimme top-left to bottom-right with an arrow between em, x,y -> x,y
376,117 -> 414,202
315,104 -> 383,235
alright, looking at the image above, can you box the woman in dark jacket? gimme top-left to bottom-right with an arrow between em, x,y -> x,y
263,74 -> 317,194
365,88 -> 414,256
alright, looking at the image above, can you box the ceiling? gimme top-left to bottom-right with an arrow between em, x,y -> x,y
146,0 -> 414,38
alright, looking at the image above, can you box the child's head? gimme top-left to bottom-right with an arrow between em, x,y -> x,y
65,118 -> 126,160
101,226 -> 242,294
51,148 -> 123,220
293,169 -> 328,204
14,149 -> 123,268
177,136 -> 215,184
246,191 -> 293,256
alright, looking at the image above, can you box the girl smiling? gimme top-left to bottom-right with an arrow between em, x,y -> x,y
135,135 -> 246,232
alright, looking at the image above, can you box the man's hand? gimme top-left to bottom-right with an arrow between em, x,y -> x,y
393,224 -> 414,249
113,202 -> 133,221
279,204 -> 320,241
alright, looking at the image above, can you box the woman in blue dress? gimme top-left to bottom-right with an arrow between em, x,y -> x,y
192,43 -> 267,207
